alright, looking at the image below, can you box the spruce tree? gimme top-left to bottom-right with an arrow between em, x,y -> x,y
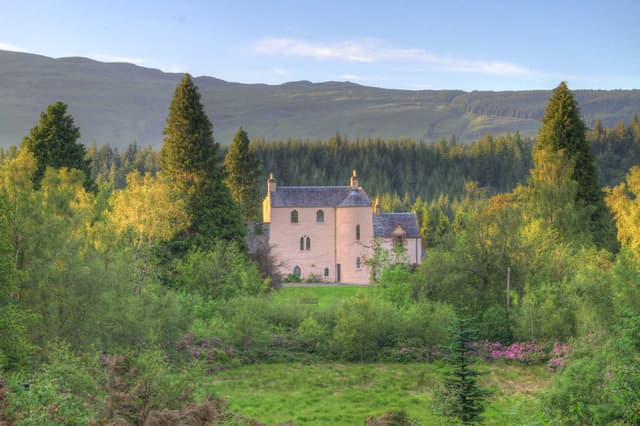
434,317 -> 491,424
224,128 -> 262,222
160,74 -> 244,249
534,82 -> 615,248
22,101 -> 93,189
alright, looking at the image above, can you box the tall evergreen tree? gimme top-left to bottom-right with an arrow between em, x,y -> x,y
224,128 -> 261,222
22,101 -> 93,189
160,74 -> 244,249
434,317 -> 491,424
534,82 -> 615,248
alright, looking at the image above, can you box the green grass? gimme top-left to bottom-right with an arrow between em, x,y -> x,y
198,362 -> 552,425
274,286 -> 371,309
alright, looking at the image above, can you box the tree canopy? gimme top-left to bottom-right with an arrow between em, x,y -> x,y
21,101 -> 93,189
224,127 -> 261,222
160,74 -> 244,249
533,82 -> 614,248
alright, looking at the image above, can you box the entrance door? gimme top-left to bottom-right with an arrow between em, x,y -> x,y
336,264 -> 341,282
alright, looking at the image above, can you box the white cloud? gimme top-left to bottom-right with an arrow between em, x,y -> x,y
91,54 -> 144,65
0,42 -> 30,53
272,67 -> 288,76
254,37 -> 537,77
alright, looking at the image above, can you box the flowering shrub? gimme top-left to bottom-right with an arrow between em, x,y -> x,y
547,343 -> 570,372
471,340 -> 570,370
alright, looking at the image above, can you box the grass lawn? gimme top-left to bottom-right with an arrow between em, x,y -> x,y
199,362 -> 552,425
275,286 -> 371,309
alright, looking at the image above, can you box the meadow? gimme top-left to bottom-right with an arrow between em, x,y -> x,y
199,362 -> 552,425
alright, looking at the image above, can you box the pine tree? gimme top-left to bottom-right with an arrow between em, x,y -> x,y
434,317 -> 491,425
22,101 -> 93,189
534,82 -> 615,248
160,74 -> 244,249
224,128 -> 262,222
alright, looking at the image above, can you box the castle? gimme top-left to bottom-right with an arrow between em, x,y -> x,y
260,170 -> 422,284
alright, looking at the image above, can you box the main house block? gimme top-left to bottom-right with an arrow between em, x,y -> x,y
261,170 -> 422,284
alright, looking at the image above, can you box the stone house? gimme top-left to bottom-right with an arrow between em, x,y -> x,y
260,170 -> 422,284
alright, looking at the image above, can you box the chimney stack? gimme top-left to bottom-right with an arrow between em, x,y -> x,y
374,197 -> 381,215
267,173 -> 277,193
350,169 -> 359,189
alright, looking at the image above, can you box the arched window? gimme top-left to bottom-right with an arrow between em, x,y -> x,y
356,224 -> 360,240
300,237 -> 304,251
306,237 -> 311,250
293,266 -> 301,279
316,210 -> 324,223
324,268 -> 329,277
290,210 -> 298,224
356,257 -> 361,269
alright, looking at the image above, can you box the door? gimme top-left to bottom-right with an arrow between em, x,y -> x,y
336,264 -> 341,282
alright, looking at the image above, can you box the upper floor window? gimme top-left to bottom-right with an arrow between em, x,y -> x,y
300,237 -> 304,251
316,210 -> 324,224
306,236 -> 311,250
356,224 -> 360,240
290,210 -> 298,224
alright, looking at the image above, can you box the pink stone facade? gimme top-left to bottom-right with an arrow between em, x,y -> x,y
262,171 -> 422,285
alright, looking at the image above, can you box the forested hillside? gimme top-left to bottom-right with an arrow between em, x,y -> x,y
11,113 -> 633,206
2,49 -> 640,149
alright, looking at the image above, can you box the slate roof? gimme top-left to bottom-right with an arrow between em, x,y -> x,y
373,213 -> 420,238
339,190 -> 371,207
270,186 -> 372,208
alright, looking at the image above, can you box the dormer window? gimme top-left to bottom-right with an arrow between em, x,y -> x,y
291,210 -> 298,224
316,210 -> 324,224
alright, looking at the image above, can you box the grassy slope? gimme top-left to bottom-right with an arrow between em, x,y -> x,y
2,50 -> 639,149
200,362 -> 551,425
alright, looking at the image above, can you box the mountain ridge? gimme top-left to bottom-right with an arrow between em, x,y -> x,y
1,49 -> 639,149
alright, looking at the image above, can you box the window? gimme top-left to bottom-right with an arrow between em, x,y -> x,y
293,266 -> 301,279
356,257 -> 361,269
316,210 -> 324,223
356,224 -> 360,240
300,237 -> 304,251
290,210 -> 298,224
306,237 -> 311,250
324,268 -> 329,277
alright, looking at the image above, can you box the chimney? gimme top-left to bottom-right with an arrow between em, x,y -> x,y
374,197 -> 381,215
350,169 -> 359,189
267,173 -> 277,193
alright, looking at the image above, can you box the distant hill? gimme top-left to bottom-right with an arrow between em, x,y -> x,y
1,49 -> 639,149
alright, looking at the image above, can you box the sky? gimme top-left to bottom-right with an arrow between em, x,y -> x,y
0,0 -> 638,91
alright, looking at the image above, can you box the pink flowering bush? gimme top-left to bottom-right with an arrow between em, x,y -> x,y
471,340 -> 570,370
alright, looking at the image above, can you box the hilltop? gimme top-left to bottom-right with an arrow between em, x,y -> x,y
1,49 -> 639,149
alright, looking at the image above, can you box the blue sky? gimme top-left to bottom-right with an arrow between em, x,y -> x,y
1,0 -> 638,90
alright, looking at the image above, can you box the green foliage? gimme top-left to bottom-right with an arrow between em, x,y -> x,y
433,318 -> 492,425
534,82 -> 615,248
160,74 -> 245,249
175,241 -> 266,300
224,128 -> 261,221
21,101 -> 93,190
